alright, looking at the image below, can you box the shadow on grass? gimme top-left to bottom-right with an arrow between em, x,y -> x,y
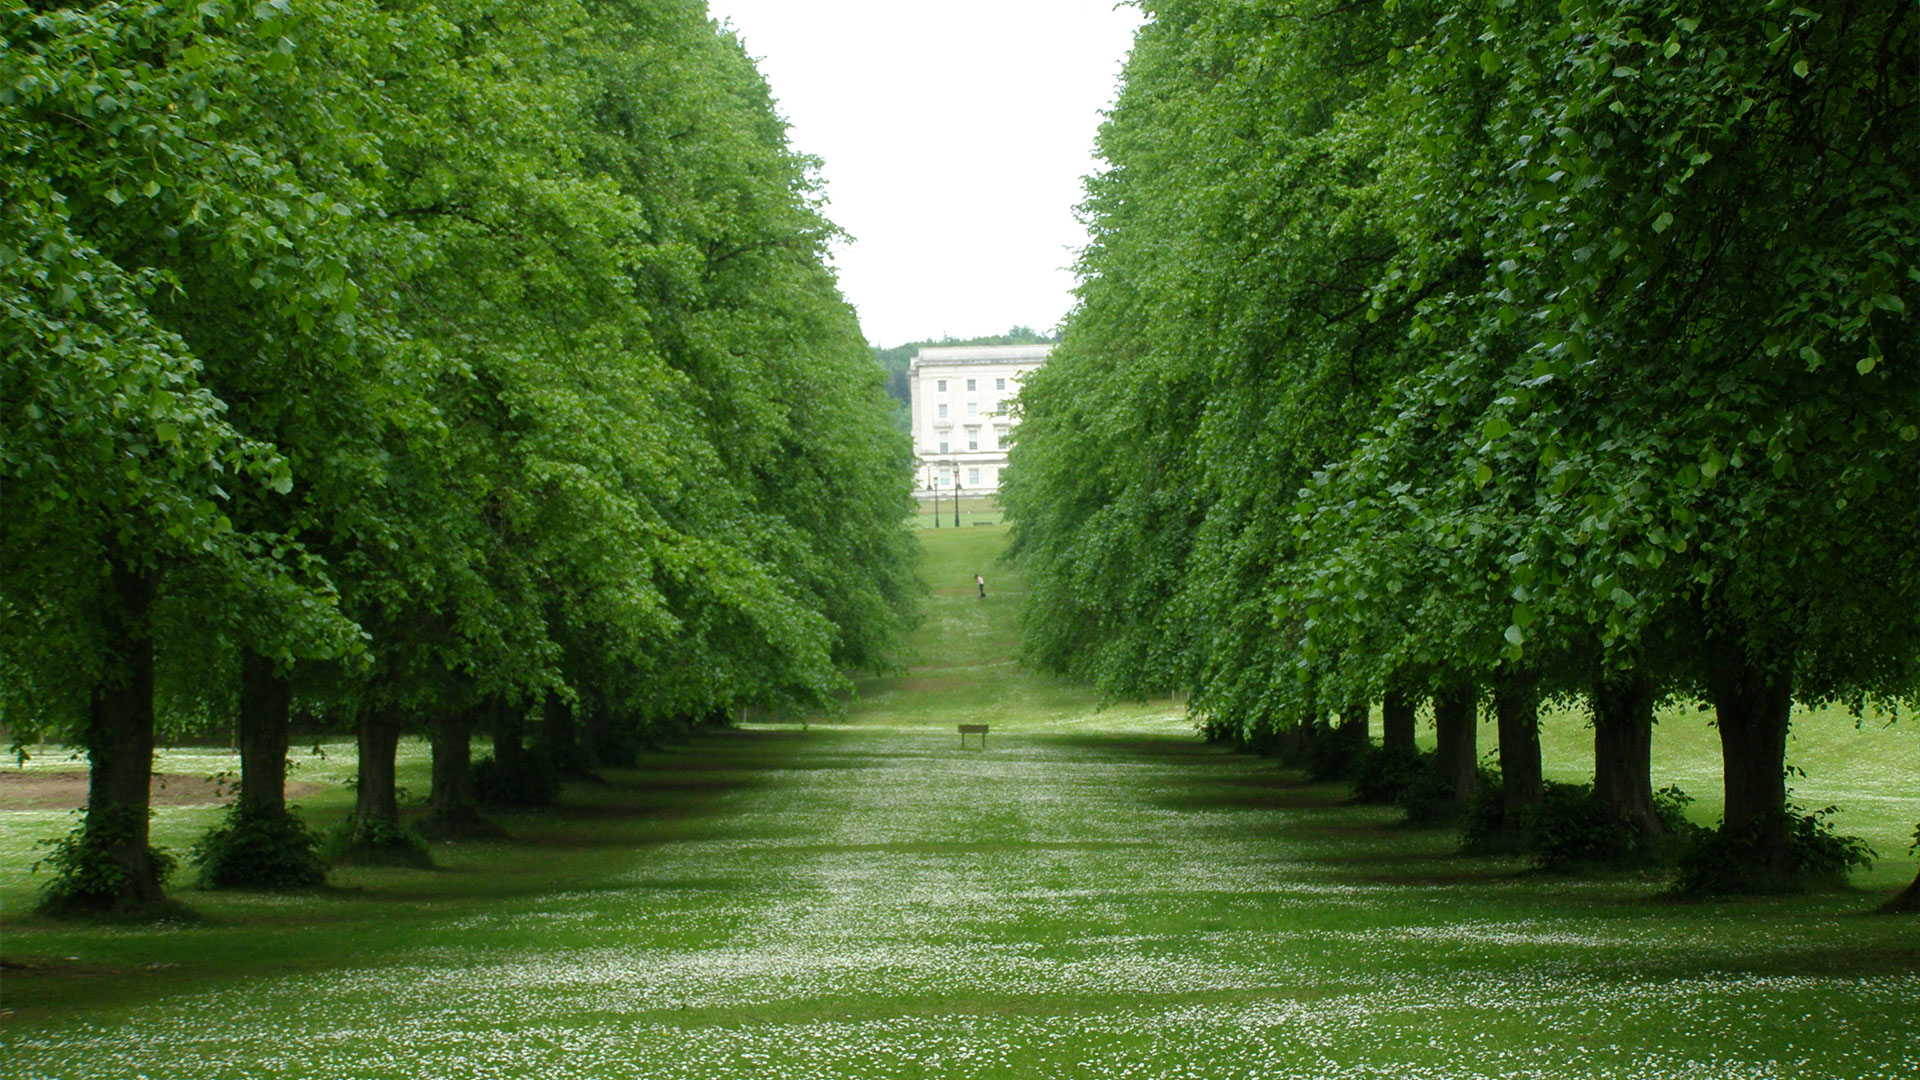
0,728 -> 796,1021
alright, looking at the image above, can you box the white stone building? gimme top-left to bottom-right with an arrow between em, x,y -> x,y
908,344 -> 1051,497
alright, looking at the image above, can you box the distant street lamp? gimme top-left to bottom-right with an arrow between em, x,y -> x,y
952,463 -> 962,528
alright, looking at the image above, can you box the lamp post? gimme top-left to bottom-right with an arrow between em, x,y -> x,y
952,462 -> 962,528
928,466 -> 938,528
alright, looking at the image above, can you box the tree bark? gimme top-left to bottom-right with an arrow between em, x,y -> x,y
354,702 -> 402,828
583,707 -> 629,767
1882,868 -> 1920,914
237,651 -> 291,817
1494,665 -> 1543,824
1432,682 -> 1479,807
1704,631 -> 1795,879
1382,687 -> 1417,755
540,693 -> 591,774
1336,702 -> 1370,752
1593,670 -> 1663,838
492,698 -> 529,770
78,558 -> 166,911
428,707 -> 480,828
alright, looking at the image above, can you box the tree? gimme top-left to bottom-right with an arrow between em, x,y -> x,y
3,1 -> 370,910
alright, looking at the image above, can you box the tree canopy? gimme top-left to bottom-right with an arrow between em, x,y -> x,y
2,0 -> 918,911
1003,0 -> 1917,892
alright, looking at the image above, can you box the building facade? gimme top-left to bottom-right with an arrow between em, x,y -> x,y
907,344 -> 1051,497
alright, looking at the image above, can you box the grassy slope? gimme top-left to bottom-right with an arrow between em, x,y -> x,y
0,524 -> 1913,1079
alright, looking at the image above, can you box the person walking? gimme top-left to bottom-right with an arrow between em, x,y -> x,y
975,573 -> 986,599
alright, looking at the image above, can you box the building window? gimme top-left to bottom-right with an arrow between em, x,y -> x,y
968,467 -> 981,486
938,440 -> 948,454
937,379 -> 947,392
968,436 -> 978,451
966,378 -> 976,392
966,402 -> 978,418
995,377 -> 1006,390
937,403 -> 948,419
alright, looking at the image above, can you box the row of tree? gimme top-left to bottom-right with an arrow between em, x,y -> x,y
1002,0 -> 1915,901
2,0 -> 918,913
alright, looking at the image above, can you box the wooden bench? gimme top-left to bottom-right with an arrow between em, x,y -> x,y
958,723 -> 989,749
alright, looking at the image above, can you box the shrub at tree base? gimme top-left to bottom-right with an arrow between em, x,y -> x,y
320,817 -> 431,869
1304,733 -> 1367,784
587,723 -> 649,770
1350,746 -> 1426,805
34,807 -> 182,918
191,805 -> 327,890
538,738 -> 600,783
472,754 -> 561,809
1466,782 -> 1704,870
1394,758 -> 1492,827
1675,806 -> 1875,896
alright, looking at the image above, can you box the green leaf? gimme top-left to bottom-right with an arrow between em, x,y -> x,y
1856,356 -> 1876,375
1504,624 -> 1525,646
1474,463 -> 1493,488
1651,211 -> 1673,233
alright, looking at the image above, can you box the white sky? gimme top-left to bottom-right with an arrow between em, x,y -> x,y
706,1 -> 1145,348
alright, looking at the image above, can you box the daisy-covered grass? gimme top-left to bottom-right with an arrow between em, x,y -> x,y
0,525 -> 1913,1078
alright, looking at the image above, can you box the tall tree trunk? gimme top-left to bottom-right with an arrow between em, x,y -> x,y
1432,682 -> 1479,808
492,698 -> 528,770
428,706 -> 483,832
75,558 -> 166,911
1704,633 -> 1795,880
237,651 -> 291,817
1494,665 -> 1543,826
1382,687 -> 1417,755
354,702 -> 402,829
1593,670 -> 1663,838
540,693 -> 590,774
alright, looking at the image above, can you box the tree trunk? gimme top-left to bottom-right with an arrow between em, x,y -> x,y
492,698 -> 528,770
1382,687 -> 1417,755
1432,682 -> 1478,807
428,707 -> 483,830
1336,702 -> 1370,751
1704,632 -> 1795,880
1882,868 -> 1920,914
582,707 -> 630,767
76,558 -> 166,911
1494,665 -> 1543,825
354,703 -> 402,828
540,693 -> 591,774
237,651 -> 291,817
1593,670 -> 1663,838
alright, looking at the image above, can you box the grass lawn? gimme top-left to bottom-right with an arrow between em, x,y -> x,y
913,496 -> 1006,530
1,524 -> 1914,1078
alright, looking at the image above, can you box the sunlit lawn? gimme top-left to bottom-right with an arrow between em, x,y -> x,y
1,525 -> 1914,1078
